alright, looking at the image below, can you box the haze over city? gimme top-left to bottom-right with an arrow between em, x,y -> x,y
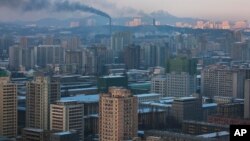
1,1 -> 250,141
0,0 -> 249,21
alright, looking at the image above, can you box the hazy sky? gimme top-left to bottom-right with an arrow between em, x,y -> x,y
107,0 -> 250,20
0,0 -> 249,21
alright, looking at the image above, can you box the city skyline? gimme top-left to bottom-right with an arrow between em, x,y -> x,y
0,0 -> 249,22
1,1 -> 250,141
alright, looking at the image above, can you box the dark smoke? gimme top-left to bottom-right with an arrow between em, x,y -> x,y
0,0 -> 111,19
55,1 -> 111,19
0,0 -> 50,11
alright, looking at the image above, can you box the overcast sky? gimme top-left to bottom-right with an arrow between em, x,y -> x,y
0,0 -> 249,21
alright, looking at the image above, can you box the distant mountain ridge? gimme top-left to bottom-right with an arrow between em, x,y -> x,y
2,10 -> 200,27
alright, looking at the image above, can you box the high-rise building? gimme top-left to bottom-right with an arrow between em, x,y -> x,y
26,76 -> 60,130
140,42 -> 170,68
155,43 -> 170,67
42,36 -> 54,45
151,72 -> 196,97
151,75 -> 166,97
0,36 -> 13,59
9,45 -> 35,71
124,45 -> 140,69
8,45 -> 21,70
64,50 -> 83,74
244,79 -> 250,119
166,57 -> 197,75
111,32 -> 132,52
88,46 -> 110,75
99,87 -> 138,141
64,49 -> 96,74
50,101 -> 84,140
172,96 -> 202,122
0,76 -> 17,138
231,42 -> 248,61
111,32 -> 132,63
201,65 -> 245,98
66,36 -> 81,49
20,36 -> 28,48
22,128 -> 46,141
35,45 -> 65,68
165,72 -> 196,97
140,43 -> 157,68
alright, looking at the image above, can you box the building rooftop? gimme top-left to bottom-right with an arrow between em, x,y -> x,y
150,103 -> 172,108
61,87 -> 97,92
100,75 -> 124,79
60,94 -> 99,103
0,136 -> 12,141
159,99 -> 174,104
134,93 -> 161,98
138,108 -> 165,113
175,97 -> 197,102
61,83 -> 93,88
197,131 -> 229,138
53,74 -> 82,78
140,101 -> 172,108
24,128 -> 44,132
0,69 -> 8,77
202,103 -> 218,108
54,131 -> 72,136
183,120 -> 229,128
161,97 -> 175,100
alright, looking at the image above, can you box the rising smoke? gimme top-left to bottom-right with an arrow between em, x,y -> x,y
0,0 -> 111,19
0,0 -> 50,11
55,1 -> 110,19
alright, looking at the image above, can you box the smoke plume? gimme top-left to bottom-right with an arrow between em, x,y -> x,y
0,0 -> 111,19
0,0 -> 50,11
55,1 -> 110,19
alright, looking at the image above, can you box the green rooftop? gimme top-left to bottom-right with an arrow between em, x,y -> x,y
0,70 -> 8,77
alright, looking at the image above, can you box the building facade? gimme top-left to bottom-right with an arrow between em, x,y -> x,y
172,97 -> 202,122
26,76 -> 60,130
245,79 -> 250,119
201,65 -> 245,98
50,101 -> 84,140
151,72 -> 196,97
99,87 -> 138,141
0,77 -> 17,137
151,75 -> 166,97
